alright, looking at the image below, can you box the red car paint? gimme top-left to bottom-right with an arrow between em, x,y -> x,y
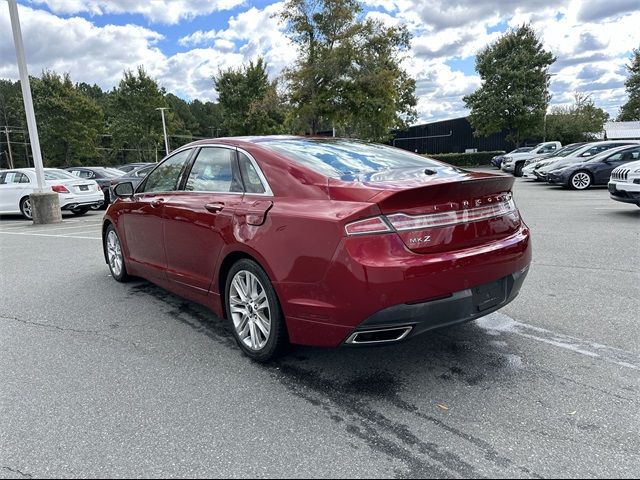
103,137 -> 531,347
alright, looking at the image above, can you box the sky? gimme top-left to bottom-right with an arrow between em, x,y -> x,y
0,0 -> 639,124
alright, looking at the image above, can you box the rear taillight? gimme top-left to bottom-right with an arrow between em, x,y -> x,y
51,185 -> 70,193
345,217 -> 391,236
345,196 -> 518,236
386,197 -> 517,231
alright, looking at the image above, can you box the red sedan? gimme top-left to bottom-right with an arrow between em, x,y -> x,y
103,137 -> 531,361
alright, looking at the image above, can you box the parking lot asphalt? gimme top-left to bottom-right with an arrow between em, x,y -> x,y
1,171 -> 639,479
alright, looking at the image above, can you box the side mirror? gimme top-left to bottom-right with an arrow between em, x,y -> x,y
113,182 -> 134,198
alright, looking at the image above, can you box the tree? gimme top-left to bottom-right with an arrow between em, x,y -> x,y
189,99 -> 225,138
545,93 -> 609,144
109,67 -> 178,162
214,58 -> 285,136
30,72 -> 103,167
463,24 -> 556,146
618,47 -> 640,121
279,0 -> 416,141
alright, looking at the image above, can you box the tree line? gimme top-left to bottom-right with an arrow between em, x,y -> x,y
1,0 -> 637,169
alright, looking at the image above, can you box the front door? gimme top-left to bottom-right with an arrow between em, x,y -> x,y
163,147 -> 245,292
122,149 -> 193,279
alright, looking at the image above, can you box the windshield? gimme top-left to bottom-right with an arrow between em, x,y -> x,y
44,169 -> 76,180
258,139 -> 441,179
555,144 -> 586,157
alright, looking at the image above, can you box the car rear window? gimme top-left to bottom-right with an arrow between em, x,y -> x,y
258,139 -> 441,179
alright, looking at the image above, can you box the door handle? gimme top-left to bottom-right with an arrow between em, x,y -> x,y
205,202 -> 225,214
150,199 -> 165,208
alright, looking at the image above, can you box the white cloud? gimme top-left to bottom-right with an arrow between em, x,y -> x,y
2,1 -> 640,123
30,0 -> 246,24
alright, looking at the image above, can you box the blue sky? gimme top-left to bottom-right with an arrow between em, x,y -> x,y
1,0 -> 639,123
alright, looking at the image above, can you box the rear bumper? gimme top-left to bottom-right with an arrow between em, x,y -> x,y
346,267 -> 528,344
280,224 -> 532,347
59,192 -> 104,210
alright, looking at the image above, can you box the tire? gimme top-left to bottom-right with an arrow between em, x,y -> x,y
569,171 -> 592,190
225,259 -> 289,362
72,206 -> 90,216
514,162 -> 524,177
104,225 -> 129,282
19,196 -> 33,220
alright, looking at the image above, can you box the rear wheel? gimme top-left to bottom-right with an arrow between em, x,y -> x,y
569,171 -> 592,190
225,259 -> 288,362
72,206 -> 90,216
105,225 -> 129,282
19,196 -> 33,220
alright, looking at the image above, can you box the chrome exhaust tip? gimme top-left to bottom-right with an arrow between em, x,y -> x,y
345,326 -> 413,345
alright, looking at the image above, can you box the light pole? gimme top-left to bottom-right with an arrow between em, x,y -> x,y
156,107 -> 170,158
7,0 -> 61,223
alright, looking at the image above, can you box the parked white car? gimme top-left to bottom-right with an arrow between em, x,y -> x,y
501,141 -> 562,176
521,143 -> 589,180
0,168 -> 104,220
609,159 -> 640,207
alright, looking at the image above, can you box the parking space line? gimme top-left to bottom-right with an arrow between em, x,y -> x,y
0,231 -> 100,240
27,223 -> 103,234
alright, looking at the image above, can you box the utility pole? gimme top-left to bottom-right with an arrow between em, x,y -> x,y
3,126 -> 14,168
7,0 -> 61,223
156,107 -> 170,156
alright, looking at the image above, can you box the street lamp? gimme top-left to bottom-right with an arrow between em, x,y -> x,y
156,107 -> 170,158
7,0 -> 61,223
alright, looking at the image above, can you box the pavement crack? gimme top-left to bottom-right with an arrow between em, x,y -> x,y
1,466 -> 33,479
0,314 -> 140,350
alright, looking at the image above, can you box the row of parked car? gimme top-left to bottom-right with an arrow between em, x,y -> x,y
0,162 -> 155,219
492,140 -> 640,207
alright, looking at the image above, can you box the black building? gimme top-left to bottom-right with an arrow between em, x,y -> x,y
391,117 -> 517,154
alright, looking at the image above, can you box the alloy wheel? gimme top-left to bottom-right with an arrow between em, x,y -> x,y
21,198 -> 32,220
229,270 -> 271,351
571,172 -> 591,190
106,230 -> 124,277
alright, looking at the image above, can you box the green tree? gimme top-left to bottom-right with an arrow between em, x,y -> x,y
0,79 -> 26,168
545,93 -> 609,144
189,99 -> 225,138
464,24 -> 556,146
109,67 -> 178,162
214,58 -> 285,136
618,47 -> 640,121
280,0 -> 416,141
30,72 -> 103,167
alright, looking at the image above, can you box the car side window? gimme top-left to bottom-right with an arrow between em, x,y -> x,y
142,150 -> 192,193
185,148 -> 243,193
17,173 -> 30,183
0,172 -> 6,184
238,152 -> 266,194
79,170 -> 94,179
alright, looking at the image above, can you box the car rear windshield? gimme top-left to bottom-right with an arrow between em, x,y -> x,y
258,139 -> 441,179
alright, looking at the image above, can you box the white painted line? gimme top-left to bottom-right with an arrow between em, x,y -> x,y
28,223 -> 102,233
0,231 -> 100,240
64,230 -> 102,236
477,313 -> 640,371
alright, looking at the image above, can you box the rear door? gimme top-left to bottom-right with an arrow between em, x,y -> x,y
163,146 -> 245,293
0,172 -> 32,212
122,149 -> 194,280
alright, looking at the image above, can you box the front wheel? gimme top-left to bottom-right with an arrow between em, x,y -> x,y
104,225 -> 129,282
569,171 -> 592,190
514,162 -> 524,177
225,259 -> 289,362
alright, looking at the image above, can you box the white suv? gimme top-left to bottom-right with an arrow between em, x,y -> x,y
609,159 -> 640,207
501,141 -> 562,177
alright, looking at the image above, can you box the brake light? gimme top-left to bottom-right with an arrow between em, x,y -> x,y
345,216 -> 391,236
51,185 -> 70,193
386,197 -> 517,231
